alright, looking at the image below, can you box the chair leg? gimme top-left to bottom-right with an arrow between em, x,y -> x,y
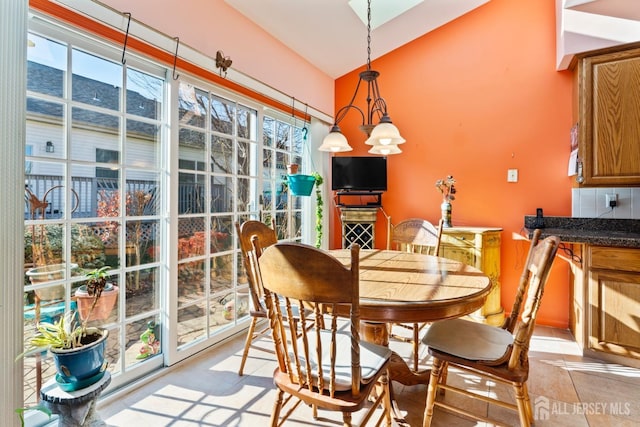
523,381 -> 534,424
412,323 -> 419,371
341,411 -> 352,426
439,361 -> 448,396
238,317 -> 258,376
423,357 -> 445,427
270,389 -> 284,427
381,370 -> 393,427
513,382 -> 531,427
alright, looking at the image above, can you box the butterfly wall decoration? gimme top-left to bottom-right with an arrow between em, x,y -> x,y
216,51 -> 232,77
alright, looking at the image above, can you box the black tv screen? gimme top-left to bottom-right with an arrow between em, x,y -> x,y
331,156 -> 387,192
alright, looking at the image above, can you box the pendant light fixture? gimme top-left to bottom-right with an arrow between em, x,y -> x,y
319,0 -> 405,155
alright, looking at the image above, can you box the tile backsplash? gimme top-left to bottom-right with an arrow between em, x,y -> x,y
572,187 -> 640,219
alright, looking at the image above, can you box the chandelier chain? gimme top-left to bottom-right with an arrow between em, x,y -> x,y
366,0 -> 372,69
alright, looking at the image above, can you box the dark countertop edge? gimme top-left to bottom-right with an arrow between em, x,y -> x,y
523,216 -> 640,248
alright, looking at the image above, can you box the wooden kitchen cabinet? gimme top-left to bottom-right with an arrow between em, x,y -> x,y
440,227 -> 504,326
577,46 -> 640,186
586,246 -> 640,362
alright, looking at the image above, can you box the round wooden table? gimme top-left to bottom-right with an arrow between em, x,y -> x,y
330,249 -> 492,386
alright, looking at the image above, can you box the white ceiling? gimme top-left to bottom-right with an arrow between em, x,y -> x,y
567,0 -> 640,21
558,0 -> 640,69
224,0 -> 491,78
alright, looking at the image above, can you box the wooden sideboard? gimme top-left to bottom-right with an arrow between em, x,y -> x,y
440,226 -> 504,326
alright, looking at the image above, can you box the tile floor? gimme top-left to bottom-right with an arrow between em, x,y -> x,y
98,325 -> 640,426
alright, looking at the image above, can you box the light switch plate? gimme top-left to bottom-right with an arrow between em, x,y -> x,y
507,169 -> 518,182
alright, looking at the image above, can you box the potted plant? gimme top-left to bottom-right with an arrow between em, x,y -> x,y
17,267 -> 111,391
24,223 -> 106,301
75,266 -> 118,321
312,172 -> 324,248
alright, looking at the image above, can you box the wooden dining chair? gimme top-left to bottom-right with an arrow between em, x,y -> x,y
255,242 -> 393,427
235,219 -> 278,376
387,218 -> 443,371
422,229 -> 560,427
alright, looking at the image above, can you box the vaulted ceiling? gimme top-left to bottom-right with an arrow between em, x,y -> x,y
224,0 -> 490,78
224,0 -> 640,77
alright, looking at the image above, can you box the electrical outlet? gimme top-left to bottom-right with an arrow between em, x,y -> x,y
507,169 -> 518,182
605,193 -> 618,208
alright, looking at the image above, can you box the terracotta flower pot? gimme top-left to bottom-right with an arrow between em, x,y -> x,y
74,284 -> 118,321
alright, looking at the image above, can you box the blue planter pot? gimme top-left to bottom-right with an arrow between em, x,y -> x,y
288,174 -> 315,196
51,328 -> 108,390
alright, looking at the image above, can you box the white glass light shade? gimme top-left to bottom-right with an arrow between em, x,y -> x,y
318,126 -> 353,152
365,121 -> 406,146
368,143 -> 402,155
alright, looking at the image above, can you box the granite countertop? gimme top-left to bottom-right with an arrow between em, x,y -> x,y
523,216 -> 640,248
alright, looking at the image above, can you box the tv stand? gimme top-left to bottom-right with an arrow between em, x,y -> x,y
336,191 -> 382,207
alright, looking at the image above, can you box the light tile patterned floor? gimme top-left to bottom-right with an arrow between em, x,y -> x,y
98,325 -> 640,426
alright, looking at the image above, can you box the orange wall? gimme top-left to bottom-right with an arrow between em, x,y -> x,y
330,0 -> 573,328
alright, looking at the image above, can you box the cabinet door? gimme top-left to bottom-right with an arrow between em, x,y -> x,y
579,47 -> 640,185
589,269 -> 640,359
440,232 -> 477,267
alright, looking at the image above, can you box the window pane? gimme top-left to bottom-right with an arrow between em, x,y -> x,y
210,253 -> 233,298
237,140 -> 250,176
25,162 -> 67,220
125,316 -> 161,366
178,82 -> 207,128
237,177 -> 257,213
237,105 -> 256,139
178,217 -> 205,261
262,179 -> 274,213
126,179 -> 159,216
211,136 -> 232,174
276,121 -> 290,150
70,223 -> 108,271
178,302 -> 206,346
71,107 -> 120,162
293,126 -> 305,155
71,272 -> 119,324
26,98 -> 65,159
27,33 -> 66,98
210,175 -> 232,213
179,128 -> 205,170
125,268 -> 159,314
126,120 -> 160,168
126,220 -> 158,268
263,116 -> 274,147
178,173 -> 205,214
210,96 -> 234,134
263,148 -> 274,179
72,49 -> 122,111
211,216 -> 232,253
126,68 -> 163,120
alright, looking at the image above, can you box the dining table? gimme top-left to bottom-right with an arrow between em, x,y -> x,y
329,249 -> 493,386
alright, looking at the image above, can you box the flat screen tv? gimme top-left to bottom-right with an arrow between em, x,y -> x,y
331,156 -> 387,192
